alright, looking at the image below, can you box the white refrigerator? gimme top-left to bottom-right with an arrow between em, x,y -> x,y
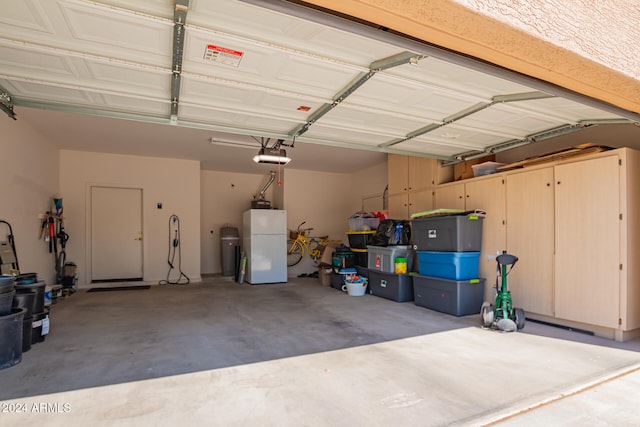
242,209 -> 287,284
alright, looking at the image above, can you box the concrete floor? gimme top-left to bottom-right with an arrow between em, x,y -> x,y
1,276 -> 640,426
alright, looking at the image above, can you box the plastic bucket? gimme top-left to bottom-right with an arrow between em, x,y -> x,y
15,281 -> 45,314
0,307 -> 26,370
342,279 -> 368,296
12,290 -> 36,318
0,289 -> 16,316
0,276 -> 15,294
32,310 -> 49,344
15,273 -> 37,285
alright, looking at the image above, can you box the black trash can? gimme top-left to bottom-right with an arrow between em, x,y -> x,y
220,226 -> 239,276
0,307 -> 26,370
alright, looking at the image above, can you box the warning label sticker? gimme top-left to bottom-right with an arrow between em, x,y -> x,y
203,44 -> 243,67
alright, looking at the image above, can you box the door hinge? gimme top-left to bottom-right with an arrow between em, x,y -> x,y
619,159 -> 622,166
620,263 -> 623,271
619,318 -> 622,326
620,213 -> 623,220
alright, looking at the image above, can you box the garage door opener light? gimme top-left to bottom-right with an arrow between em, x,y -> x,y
253,137 -> 292,165
253,147 -> 291,165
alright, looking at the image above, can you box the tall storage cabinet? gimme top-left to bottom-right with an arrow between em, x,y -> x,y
505,167 -> 555,316
554,155 -> 621,329
503,149 -> 640,341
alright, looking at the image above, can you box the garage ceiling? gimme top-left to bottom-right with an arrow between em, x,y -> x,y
1,0 -> 638,169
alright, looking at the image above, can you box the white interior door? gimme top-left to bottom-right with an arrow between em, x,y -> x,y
91,187 -> 143,282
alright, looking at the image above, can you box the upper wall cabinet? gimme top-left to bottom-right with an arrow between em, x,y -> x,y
387,154 -> 452,219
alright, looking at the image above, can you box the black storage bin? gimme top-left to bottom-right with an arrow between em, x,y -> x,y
346,231 -> 376,249
355,265 -> 368,279
370,219 -> 411,246
368,270 -> 414,302
330,268 -> 357,290
352,248 -> 368,267
332,251 -> 355,269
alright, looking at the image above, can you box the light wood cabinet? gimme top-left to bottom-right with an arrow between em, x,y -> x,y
433,183 -> 465,210
504,149 -> 640,340
389,188 -> 435,219
387,154 -> 452,219
389,148 -> 640,340
388,154 -> 410,195
554,155 -> 621,328
505,167 -> 555,316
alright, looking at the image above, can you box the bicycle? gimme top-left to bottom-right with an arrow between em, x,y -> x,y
287,221 -> 337,267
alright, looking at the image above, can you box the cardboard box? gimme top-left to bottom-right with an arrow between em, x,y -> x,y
453,155 -> 495,181
318,267 -> 332,287
318,243 -> 338,267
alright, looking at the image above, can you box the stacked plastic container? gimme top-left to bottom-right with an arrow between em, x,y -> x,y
412,213 -> 485,316
330,247 -> 356,291
366,220 -> 415,303
346,215 -> 380,276
346,230 -> 376,270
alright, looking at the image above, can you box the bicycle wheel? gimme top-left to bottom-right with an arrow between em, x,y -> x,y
287,240 -> 303,266
308,238 -> 320,262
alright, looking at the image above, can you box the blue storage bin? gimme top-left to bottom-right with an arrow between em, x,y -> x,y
417,251 -> 480,280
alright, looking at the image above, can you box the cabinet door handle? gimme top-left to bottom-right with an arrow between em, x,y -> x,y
557,181 -> 561,185
547,183 -> 551,187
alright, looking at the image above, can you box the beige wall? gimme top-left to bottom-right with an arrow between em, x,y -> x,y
200,170 -> 278,275
60,151 -> 201,285
5,117 -> 387,282
201,167 -> 387,277
350,162 -> 388,212
284,169 -> 356,240
283,169 -> 355,277
0,117 -> 59,284
201,165 -> 387,277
